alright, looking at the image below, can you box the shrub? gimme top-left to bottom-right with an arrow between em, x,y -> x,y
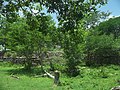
85,35 -> 120,66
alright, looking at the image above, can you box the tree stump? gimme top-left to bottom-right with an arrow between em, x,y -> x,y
54,70 -> 60,85
44,70 -> 60,85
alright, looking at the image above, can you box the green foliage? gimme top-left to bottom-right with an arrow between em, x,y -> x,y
0,63 -> 120,90
1,0 -> 107,31
98,67 -> 109,78
84,17 -> 120,66
59,30 -> 84,77
0,0 -> 110,77
0,62 -> 13,67
0,15 -> 56,70
4,51 -> 16,58
96,16 -> 120,38
83,11 -> 111,29
85,34 -> 120,66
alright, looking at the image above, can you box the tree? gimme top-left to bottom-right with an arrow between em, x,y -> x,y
85,34 -> 120,66
95,16 -> 120,38
5,18 -> 36,69
0,0 -> 108,76
1,0 -> 107,31
1,16 -> 56,70
82,11 -> 111,29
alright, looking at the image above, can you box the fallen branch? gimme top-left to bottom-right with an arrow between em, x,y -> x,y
11,75 -> 20,79
44,70 -> 54,79
44,70 -> 60,85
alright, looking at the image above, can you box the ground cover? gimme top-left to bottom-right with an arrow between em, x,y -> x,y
0,62 -> 120,90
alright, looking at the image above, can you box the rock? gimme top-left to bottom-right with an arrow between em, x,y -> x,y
111,86 -> 120,90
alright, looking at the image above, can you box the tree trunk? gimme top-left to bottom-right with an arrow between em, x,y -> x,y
25,57 -> 32,70
49,61 -> 54,71
54,70 -> 60,85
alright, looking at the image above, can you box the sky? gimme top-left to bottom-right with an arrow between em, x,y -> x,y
99,0 -> 120,17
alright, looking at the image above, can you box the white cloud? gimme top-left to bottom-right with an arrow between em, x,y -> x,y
108,15 -> 114,19
108,14 -> 120,19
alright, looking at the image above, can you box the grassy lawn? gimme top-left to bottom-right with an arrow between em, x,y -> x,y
0,62 -> 120,90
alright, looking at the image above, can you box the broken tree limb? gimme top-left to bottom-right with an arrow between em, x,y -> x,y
11,75 -> 20,79
44,70 -> 55,79
44,70 -> 60,85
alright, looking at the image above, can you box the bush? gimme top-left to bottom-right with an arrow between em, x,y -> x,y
85,35 -> 120,66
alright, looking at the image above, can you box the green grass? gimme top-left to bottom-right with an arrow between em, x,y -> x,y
0,62 -> 120,90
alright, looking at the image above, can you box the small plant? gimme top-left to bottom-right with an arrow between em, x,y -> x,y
4,52 -> 12,57
98,67 -> 109,78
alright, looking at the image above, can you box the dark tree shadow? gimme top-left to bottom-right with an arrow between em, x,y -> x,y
5,67 -> 43,77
